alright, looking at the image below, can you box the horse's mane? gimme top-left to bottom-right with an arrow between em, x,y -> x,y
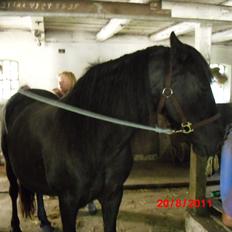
182,43 -> 213,84
65,46 -> 160,125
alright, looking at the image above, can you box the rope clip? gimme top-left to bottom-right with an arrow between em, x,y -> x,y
174,122 -> 194,134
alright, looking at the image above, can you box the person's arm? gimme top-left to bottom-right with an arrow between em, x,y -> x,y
52,88 -> 63,98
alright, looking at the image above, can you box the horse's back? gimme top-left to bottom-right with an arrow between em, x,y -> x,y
4,89 -> 57,128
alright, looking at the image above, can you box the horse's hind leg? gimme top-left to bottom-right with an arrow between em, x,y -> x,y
36,193 -> 54,232
5,162 -> 22,232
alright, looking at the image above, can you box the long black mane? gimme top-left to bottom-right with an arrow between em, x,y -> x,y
64,47 -> 156,124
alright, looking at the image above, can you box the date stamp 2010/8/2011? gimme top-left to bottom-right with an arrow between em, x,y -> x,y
156,198 -> 212,208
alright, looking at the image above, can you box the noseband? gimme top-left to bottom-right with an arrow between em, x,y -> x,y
157,68 -> 220,134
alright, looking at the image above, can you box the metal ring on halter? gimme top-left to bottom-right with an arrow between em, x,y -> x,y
181,122 -> 194,134
162,88 -> 173,98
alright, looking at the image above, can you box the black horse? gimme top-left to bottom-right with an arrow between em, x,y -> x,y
1,33 -> 222,232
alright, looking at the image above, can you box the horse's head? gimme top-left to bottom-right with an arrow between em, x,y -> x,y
150,32 -> 223,157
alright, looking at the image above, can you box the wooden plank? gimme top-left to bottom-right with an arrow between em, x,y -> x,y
0,1 -> 171,20
186,211 -> 232,232
212,199 -> 223,214
211,215 -> 232,232
189,145 -> 208,216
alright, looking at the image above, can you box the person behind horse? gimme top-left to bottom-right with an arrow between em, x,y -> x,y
220,123 -> 232,227
53,71 -> 76,97
53,71 -> 97,215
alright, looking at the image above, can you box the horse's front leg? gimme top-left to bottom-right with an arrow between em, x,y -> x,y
58,193 -> 79,232
99,146 -> 133,232
36,193 -> 54,232
99,186 -> 123,232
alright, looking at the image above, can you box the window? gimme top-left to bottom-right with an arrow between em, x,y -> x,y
210,64 -> 231,103
0,60 -> 19,104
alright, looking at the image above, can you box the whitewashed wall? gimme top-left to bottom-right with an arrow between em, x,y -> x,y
0,30 -> 155,91
0,30 -> 231,93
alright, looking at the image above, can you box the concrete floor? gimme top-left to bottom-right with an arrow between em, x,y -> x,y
0,189 -> 187,232
0,161 -> 219,232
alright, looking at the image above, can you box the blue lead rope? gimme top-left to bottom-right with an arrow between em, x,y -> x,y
18,89 -> 174,135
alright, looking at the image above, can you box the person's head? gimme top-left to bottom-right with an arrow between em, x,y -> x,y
58,71 -> 77,94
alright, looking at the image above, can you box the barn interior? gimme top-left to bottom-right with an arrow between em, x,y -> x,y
0,0 -> 232,231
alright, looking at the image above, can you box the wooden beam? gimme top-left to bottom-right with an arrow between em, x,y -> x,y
162,1 -> 232,22
150,22 -> 197,41
96,0 -> 150,42
0,1 -> 170,20
223,0 -> 232,6
212,28 -> 232,43
150,21 -> 232,44
96,18 -> 130,41
189,145 -> 208,216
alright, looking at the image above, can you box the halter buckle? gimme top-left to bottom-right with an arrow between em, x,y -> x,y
181,122 -> 194,134
162,88 -> 173,98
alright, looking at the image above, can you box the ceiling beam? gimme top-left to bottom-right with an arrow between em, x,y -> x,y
0,1 -> 170,20
96,18 -> 130,41
30,17 -> 45,46
96,0 -> 150,42
162,1 -> 232,21
223,0 -> 232,6
212,28 -> 232,43
150,21 -> 232,44
150,22 -> 197,41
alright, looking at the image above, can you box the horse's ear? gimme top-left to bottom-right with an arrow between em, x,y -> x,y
170,32 -> 187,61
170,32 -> 182,48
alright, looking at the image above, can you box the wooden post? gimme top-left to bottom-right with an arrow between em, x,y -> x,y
189,145 -> 208,216
189,23 -> 212,216
195,23 -> 212,64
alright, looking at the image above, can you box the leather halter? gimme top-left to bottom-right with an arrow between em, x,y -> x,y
157,67 -> 220,134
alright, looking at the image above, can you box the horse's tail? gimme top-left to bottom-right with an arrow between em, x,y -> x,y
1,100 -> 35,218
19,184 -> 35,218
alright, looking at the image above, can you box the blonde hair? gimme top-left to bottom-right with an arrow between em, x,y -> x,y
58,71 -> 77,88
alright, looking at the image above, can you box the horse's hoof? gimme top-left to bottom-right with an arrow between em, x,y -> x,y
40,224 -> 55,232
87,202 -> 97,215
10,228 -> 22,232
